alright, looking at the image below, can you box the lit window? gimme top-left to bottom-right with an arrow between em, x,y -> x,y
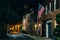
54,20 -> 58,28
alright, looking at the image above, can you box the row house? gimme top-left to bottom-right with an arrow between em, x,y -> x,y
41,0 -> 60,38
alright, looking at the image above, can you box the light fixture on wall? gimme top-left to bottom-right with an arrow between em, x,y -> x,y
35,24 -> 37,31
39,23 -> 41,27
55,20 -> 58,28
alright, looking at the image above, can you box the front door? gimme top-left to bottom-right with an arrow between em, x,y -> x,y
46,20 -> 52,38
47,22 -> 52,38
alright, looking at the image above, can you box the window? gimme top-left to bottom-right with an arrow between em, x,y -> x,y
7,24 -> 20,34
51,0 -> 54,12
45,5 -> 48,15
54,20 -> 58,28
56,0 -> 59,9
48,4 -> 49,13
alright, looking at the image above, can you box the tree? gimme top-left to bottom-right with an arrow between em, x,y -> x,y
0,0 -> 19,38
56,13 -> 60,24
55,13 -> 60,37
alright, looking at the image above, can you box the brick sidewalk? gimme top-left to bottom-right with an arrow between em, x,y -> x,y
26,34 -> 52,40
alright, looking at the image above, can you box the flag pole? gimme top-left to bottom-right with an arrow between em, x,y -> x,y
37,4 -> 39,35
36,3 -> 45,36
37,3 -> 39,36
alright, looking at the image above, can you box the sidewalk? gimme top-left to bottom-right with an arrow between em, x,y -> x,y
26,34 -> 52,40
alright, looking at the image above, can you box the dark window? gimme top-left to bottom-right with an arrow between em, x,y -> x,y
51,0 -> 54,12
47,4 -> 49,13
56,0 -> 59,9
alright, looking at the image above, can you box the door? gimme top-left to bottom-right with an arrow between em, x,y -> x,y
46,20 -> 52,38
47,22 -> 52,38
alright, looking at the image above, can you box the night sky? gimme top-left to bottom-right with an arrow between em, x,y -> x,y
11,0 -> 48,19
0,0 -> 48,23
10,0 -> 48,11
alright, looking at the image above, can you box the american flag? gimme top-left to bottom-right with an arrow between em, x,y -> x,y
38,4 -> 45,19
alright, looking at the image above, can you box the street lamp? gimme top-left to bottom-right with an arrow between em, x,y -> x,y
35,24 -> 37,31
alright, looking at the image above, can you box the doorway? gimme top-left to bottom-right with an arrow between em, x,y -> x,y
46,20 -> 52,38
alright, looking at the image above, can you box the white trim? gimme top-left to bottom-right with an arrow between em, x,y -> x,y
45,5 -> 48,15
49,2 -> 51,13
46,20 -> 52,23
54,0 -> 56,10
46,24 -> 48,38
46,20 -> 52,38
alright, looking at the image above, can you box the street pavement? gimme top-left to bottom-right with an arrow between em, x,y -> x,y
0,34 -> 52,40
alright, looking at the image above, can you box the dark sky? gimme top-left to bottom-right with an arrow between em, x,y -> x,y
10,0 -> 48,22
0,0 -> 48,22
10,0 -> 47,9
12,0 -> 50,14
10,0 -> 48,13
